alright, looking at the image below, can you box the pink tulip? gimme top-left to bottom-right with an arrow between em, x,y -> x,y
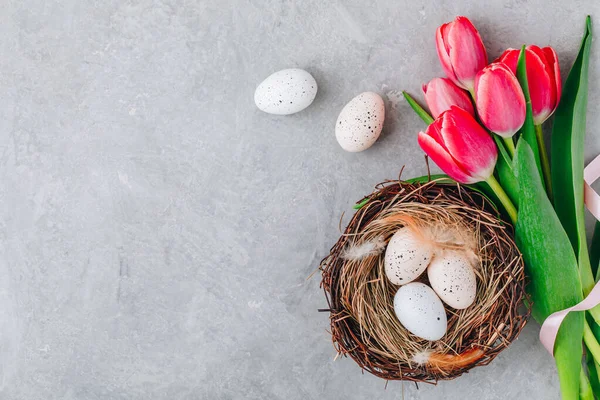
474,62 -> 526,138
497,45 -> 561,125
422,77 -> 475,118
436,16 -> 488,91
418,106 -> 497,184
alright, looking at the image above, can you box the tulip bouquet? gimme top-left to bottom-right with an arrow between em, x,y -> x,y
404,16 -> 600,399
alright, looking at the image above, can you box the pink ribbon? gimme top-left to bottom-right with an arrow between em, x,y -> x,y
539,155 -> 600,356
585,155 -> 600,221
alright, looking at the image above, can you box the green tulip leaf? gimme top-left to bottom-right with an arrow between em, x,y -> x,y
514,139 -> 583,399
404,174 -> 503,210
356,174 -> 503,220
353,198 -> 371,210
353,174 -> 451,209
402,91 -> 434,124
404,174 -> 450,184
551,16 -> 595,290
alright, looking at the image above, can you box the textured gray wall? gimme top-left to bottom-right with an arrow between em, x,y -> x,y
1,1 -> 600,399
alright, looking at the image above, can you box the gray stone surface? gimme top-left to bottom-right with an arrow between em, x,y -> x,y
1,1 -> 600,399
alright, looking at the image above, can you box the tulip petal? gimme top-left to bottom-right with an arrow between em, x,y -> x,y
418,130 -> 477,184
496,48 -> 519,73
424,117 -> 447,149
436,24 -> 458,84
527,45 -> 555,124
475,63 -> 526,137
439,107 -> 498,181
543,46 -> 562,109
423,77 -> 474,118
445,16 -> 488,90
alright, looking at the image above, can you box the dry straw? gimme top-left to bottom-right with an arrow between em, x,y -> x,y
319,178 -> 528,383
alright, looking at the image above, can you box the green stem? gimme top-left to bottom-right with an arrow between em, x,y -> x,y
535,124 -> 553,200
585,315 -> 600,395
402,91 -> 434,124
486,175 -> 518,224
586,306 -> 600,334
580,366 -> 594,400
581,246 -> 595,297
592,221 -> 600,280
584,320 -> 600,361
503,137 -> 516,158
587,350 -> 600,396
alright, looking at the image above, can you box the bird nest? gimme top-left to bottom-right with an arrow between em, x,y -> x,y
319,178 -> 528,383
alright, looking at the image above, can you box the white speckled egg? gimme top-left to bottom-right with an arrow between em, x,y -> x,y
427,252 -> 477,310
254,68 -> 317,115
335,92 -> 385,152
394,282 -> 447,341
384,227 -> 433,285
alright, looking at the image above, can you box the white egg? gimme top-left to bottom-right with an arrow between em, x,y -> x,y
393,282 -> 447,341
384,227 -> 433,285
254,68 -> 317,115
427,252 -> 477,310
335,92 -> 385,152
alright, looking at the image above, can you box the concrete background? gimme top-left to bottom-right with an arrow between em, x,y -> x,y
1,1 -> 600,399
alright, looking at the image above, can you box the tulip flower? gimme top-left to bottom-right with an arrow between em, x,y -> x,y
497,45 -> 561,125
422,77 -> 475,118
436,16 -> 488,92
418,106 -> 496,184
474,62 -> 526,156
497,45 -> 561,195
418,106 -> 517,222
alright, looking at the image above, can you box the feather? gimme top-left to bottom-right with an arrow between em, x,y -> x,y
341,236 -> 386,260
415,348 -> 485,373
379,214 -> 478,261
412,350 -> 433,365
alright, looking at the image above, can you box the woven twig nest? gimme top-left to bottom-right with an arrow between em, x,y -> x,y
320,178 -> 528,383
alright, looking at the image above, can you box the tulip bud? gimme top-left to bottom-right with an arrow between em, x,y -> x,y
422,77 -> 475,118
497,45 -> 561,125
436,16 -> 488,91
474,62 -> 526,138
417,106 -> 497,184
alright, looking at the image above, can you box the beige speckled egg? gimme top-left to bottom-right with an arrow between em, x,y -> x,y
427,252 -> 477,310
335,92 -> 385,152
394,282 -> 447,341
384,227 -> 433,285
